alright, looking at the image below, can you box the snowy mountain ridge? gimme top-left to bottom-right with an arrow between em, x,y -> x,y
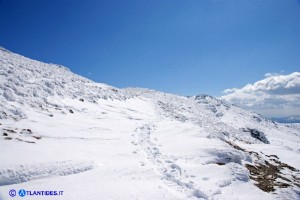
0,47 -> 133,120
271,115 -> 300,124
0,47 -> 299,200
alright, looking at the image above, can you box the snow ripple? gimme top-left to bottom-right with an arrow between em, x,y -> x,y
0,160 -> 94,186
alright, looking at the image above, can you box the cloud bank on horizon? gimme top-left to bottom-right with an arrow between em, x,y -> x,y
220,72 -> 300,118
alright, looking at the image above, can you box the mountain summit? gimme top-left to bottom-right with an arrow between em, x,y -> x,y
0,47 -> 299,200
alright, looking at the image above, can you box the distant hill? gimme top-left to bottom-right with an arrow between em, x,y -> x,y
271,116 -> 300,123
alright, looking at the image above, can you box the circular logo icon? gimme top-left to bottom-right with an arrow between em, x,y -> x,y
9,189 -> 16,197
18,189 -> 26,197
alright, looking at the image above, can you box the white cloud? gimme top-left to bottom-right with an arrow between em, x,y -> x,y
264,72 -> 279,77
264,70 -> 285,77
220,72 -> 300,118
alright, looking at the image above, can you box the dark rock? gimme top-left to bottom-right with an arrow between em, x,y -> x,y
242,128 -> 269,144
20,129 -> 32,134
32,135 -> 42,140
3,129 -> 16,133
216,162 -> 225,165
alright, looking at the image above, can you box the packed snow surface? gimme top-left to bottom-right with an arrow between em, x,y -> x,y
0,47 -> 299,200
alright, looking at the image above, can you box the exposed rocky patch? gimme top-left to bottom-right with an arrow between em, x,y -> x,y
226,141 -> 299,193
241,128 -> 270,144
1,127 -> 42,144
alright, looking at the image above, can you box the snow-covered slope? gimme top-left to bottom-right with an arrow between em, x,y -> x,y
0,47 -> 132,120
0,47 -> 299,200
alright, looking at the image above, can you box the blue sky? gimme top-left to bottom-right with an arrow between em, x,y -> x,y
0,0 -> 299,97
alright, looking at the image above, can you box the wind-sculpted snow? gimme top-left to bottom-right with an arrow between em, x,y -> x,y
0,160 -> 94,186
0,47 -> 133,120
0,47 -> 300,200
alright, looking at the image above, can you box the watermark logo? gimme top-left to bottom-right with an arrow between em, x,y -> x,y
9,189 -> 16,197
9,188 -> 64,197
18,189 -> 26,197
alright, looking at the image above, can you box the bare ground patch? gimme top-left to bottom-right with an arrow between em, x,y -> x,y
225,140 -> 300,193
